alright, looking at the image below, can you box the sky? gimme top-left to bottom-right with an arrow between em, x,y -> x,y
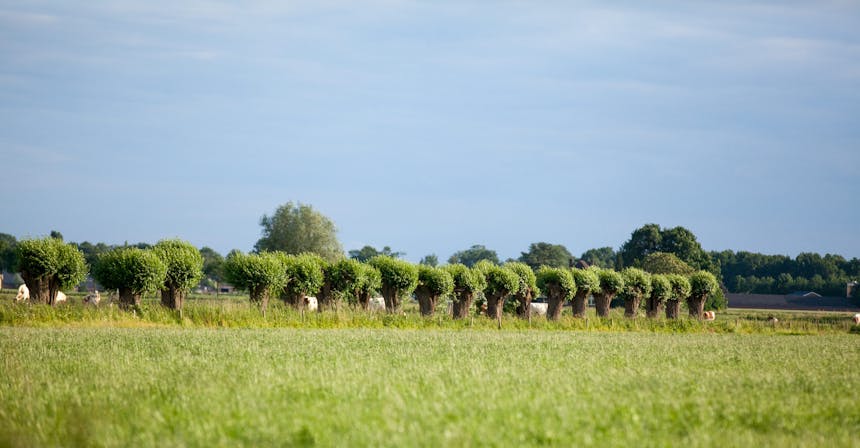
1,1 -> 859,262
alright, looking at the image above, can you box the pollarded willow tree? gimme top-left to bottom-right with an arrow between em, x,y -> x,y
620,267 -> 652,318
356,263 -> 381,310
223,251 -> 286,314
476,263 -> 519,320
328,258 -> 363,308
646,274 -> 671,318
593,268 -> 625,317
16,237 -> 88,305
506,262 -> 539,319
152,239 -> 203,310
687,271 -> 719,319
279,253 -> 326,310
442,264 -> 486,319
536,266 -> 575,321
414,266 -> 454,316
92,247 -> 167,309
665,274 -> 691,319
570,267 -> 599,318
368,255 -> 418,313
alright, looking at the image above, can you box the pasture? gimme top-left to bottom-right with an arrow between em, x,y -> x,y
1,328 -> 859,447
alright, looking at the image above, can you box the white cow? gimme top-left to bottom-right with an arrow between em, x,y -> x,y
16,284 -> 29,302
55,291 -> 66,304
530,302 -> 548,317
703,311 -> 716,321
369,296 -> 386,312
852,313 -> 860,325
303,296 -> 318,312
84,290 -> 101,305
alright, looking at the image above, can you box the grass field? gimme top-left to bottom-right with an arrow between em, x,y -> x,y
1,328 -> 859,447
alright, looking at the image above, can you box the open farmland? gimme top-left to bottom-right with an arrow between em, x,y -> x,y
1,328 -> 858,447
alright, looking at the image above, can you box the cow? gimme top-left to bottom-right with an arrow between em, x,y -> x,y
852,313 -> 860,325
304,296 -> 318,312
530,302 -> 548,317
84,290 -> 101,305
369,296 -> 385,312
703,311 -> 716,321
16,284 -> 29,302
55,291 -> 67,304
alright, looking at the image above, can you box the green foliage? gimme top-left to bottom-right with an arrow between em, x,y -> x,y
280,253 -> 326,298
579,247 -> 617,269
152,239 -> 204,293
222,251 -> 286,296
570,268 -> 599,295
16,237 -> 88,289
349,245 -> 403,262
535,266 -> 576,300
705,288 -> 728,311
594,267 -> 624,296
649,274 -> 672,303
329,259 -> 365,302
518,242 -> 573,270
641,252 -> 694,275
689,271 -> 719,299
74,241 -> 112,270
666,274 -> 692,301
619,224 -> 712,272
482,265 -> 519,298
0,233 -> 18,272
505,261 -> 539,297
441,264 -> 486,295
199,247 -> 224,282
368,256 -> 418,296
447,245 -> 499,267
357,264 -> 381,298
620,267 -> 652,300
418,254 -> 438,267
416,266 -> 454,297
92,247 -> 167,294
254,201 -> 344,262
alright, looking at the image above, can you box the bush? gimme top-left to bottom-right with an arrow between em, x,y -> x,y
223,251 -> 286,311
93,247 -> 167,308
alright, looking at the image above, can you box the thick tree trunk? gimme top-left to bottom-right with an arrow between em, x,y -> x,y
415,289 -> 438,316
451,291 -> 473,319
645,298 -> 665,318
249,285 -> 270,314
357,290 -> 371,310
594,293 -> 613,317
545,284 -> 565,321
20,272 -> 57,305
515,291 -> 533,320
316,280 -> 334,311
485,292 -> 506,320
572,291 -> 589,318
381,285 -> 400,314
118,288 -> 141,309
665,300 -> 681,319
623,296 -> 641,318
687,296 -> 706,319
281,290 -> 306,311
160,285 -> 184,310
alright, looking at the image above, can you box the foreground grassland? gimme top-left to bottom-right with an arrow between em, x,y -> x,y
1,328 -> 859,447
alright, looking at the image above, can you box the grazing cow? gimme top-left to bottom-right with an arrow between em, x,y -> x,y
303,296 -> 318,312
768,316 -> 779,324
84,290 -> 101,305
852,314 -> 860,325
530,302 -> 548,317
16,284 -> 29,302
703,311 -> 716,321
55,291 -> 67,304
369,296 -> 385,312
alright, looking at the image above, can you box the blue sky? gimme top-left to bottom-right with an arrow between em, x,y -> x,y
2,1 -> 859,261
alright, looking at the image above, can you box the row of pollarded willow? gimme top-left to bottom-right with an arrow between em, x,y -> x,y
13,236 -> 204,310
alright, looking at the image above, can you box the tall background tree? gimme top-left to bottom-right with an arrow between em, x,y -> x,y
16,237 -> 88,305
254,202 -> 344,262
579,247 -> 617,268
418,254 -> 438,267
518,242 -> 573,270
447,245 -> 499,267
349,245 -> 404,262
0,233 -> 18,287
619,224 -> 713,273
199,247 -> 224,289
152,239 -> 204,310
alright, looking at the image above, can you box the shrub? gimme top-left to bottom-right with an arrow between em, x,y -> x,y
222,251 -> 286,313
93,247 -> 167,308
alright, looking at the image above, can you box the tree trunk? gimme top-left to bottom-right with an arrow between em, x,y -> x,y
665,300 -> 681,319
515,291 -> 533,320
687,296 -> 706,319
118,288 -> 141,309
357,290 -> 371,310
249,285 -> 270,314
623,296 -> 641,318
485,292 -> 506,320
316,280 -> 334,311
572,291 -> 589,318
160,285 -> 184,310
646,298 -> 665,318
415,288 -> 438,316
281,290 -> 306,311
20,272 -> 57,305
381,285 -> 400,314
452,291 -> 473,319
545,284 -> 565,321
594,293 -> 613,317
